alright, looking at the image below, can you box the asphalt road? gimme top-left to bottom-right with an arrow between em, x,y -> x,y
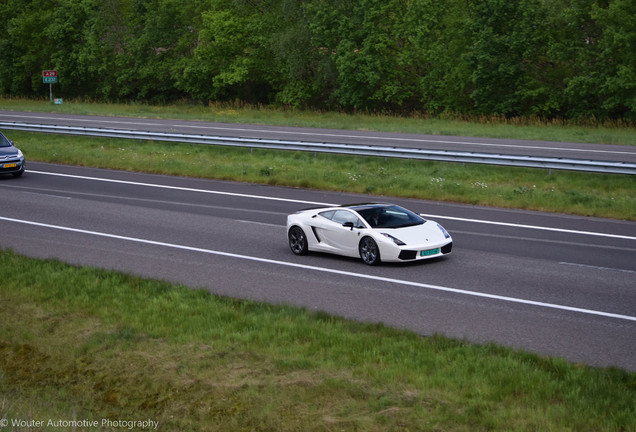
1,162 -> 635,370
1,110 -> 635,163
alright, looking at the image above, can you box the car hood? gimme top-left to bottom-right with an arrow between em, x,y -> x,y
384,221 -> 448,245
0,146 -> 19,158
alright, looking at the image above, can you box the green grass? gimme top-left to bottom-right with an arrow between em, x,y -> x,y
1,249 -> 634,431
12,131 -> 636,220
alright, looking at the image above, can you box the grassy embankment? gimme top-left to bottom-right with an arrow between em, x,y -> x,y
1,249 -> 634,431
2,98 -> 636,220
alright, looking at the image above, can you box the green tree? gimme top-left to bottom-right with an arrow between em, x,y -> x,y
0,0 -> 632,120
550,0 -> 606,119
1,0 -> 57,95
0,0 -> 27,94
591,0 -> 636,119
269,0 -> 337,108
73,0 -> 134,99
106,0 -> 202,101
46,0 -> 94,97
187,0 -> 279,103
405,0 -> 472,114
328,0 -> 417,111
466,0 -> 563,117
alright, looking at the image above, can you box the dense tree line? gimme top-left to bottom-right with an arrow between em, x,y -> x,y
1,0 -> 634,120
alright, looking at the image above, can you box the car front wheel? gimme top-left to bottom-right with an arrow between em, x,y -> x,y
288,226 -> 308,255
359,237 -> 381,266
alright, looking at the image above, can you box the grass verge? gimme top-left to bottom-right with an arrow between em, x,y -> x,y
1,249 -> 635,431
12,131 -> 636,221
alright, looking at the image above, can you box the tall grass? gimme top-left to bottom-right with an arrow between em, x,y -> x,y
1,250 -> 634,431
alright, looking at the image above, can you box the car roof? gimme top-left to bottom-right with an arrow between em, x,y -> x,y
296,203 -> 395,214
341,203 -> 393,211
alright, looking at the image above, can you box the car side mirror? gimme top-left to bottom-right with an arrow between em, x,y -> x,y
342,221 -> 354,230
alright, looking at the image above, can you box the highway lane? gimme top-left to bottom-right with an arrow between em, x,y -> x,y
1,110 -> 635,163
1,162 -> 635,370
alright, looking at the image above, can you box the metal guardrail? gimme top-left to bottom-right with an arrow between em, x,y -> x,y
2,121 -> 635,175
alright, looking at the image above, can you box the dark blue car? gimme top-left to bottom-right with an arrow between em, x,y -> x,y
0,131 -> 25,177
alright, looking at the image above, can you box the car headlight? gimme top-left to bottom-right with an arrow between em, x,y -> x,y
17,149 -> 23,158
437,223 -> 451,239
381,233 -> 406,246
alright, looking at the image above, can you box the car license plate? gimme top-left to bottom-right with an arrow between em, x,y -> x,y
420,248 -> 440,257
3,163 -> 17,168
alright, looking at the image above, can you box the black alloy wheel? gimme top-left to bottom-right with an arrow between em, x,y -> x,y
359,237 -> 381,265
288,226 -> 308,255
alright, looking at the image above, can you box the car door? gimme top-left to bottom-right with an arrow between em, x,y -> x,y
316,209 -> 365,256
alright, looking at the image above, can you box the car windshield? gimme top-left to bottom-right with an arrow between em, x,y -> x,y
0,133 -> 11,147
355,205 -> 425,228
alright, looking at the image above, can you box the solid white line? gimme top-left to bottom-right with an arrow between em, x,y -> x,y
27,170 -> 635,241
1,215 -> 634,323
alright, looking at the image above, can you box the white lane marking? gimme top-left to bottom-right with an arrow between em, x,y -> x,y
237,220 -> 281,228
27,170 -> 636,241
27,170 -> 333,206
451,229 -> 636,252
7,184 -> 290,216
560,262 -> 636,275
2,112 -> 634,156
21,190 -> 72,200
1,215 -> 634,322
1,114 -> 161,127
420,214 -> 636,241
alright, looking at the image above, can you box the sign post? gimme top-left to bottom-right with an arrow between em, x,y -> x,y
42,70 -> 58,102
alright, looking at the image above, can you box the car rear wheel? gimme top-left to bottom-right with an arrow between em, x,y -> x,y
359,237 -> 381,266
288,226 -> 308,255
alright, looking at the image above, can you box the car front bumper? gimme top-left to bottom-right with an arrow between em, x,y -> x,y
0,156 -> 25,175
378,239 -> 453,262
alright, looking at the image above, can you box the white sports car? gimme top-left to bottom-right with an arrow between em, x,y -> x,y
286,203 -> 452,265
